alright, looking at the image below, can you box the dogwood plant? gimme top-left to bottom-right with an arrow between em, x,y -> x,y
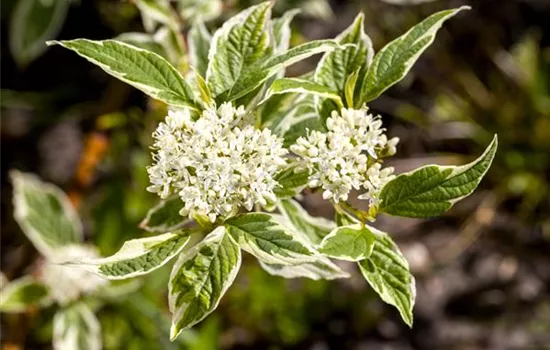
0,171 -> 141,350
47,2 -> 497,340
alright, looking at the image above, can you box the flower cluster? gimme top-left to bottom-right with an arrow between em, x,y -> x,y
291,108 -> 398,205
38,245 -> 107,305
147,103 -> 288,222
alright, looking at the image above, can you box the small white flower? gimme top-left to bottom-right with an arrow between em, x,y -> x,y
147,103 -> 288,222
38,245 -> 107,305
358,163 -> 395,207
291,107 -> 397,205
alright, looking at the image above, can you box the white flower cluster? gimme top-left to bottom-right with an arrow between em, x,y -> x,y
291,108 -> 398,205
38,245 -> 107,305
147,103 -> 288,222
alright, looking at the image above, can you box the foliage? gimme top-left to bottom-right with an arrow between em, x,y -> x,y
396,33 -> 550,223
0,172 -> 203,349
38,2 -> 499,343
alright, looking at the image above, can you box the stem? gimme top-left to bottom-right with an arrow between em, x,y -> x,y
334,202 -> 375,225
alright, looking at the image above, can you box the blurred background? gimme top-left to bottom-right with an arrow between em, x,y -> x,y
1,0 -> 549,349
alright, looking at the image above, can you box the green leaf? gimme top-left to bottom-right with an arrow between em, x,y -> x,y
260,92 -> 293,126
262,78 -> 342,107
358,225 -> 415,327
70,232 -> 192,280
135,0 -> 178,31
206,2 -> 272,98
259,256 -> 349,280
193,70 -> 213,105
319,224 -> 375,261
344,69 -> 360,108
315,13 -> 373,100
270,9 -> 300,79
154,26 -> 186,66
222,39 -> 344,102
0,276 -> 50,313
11,170 -> 82,258
272,9 -> 300,54
188,20 -> 211,77
53,303 -> 101,350
273,165 -> 310,198
115,32 -> 168,58
270,97 -> 317,136
140,195 -> 189,233
335,211 -> 357,226
48,39 -> 198,109
169,227 -> 241,338
278,199 -> 334,246
9,0 -> 69,67
225,213 -> 314,265
359,6 -> 469,104
178,0 -> 222,22
265,95 -> 325,147
379,135 -> 497,218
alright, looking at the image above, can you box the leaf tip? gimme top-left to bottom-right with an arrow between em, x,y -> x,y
8,169 -> 22,183
405,315 -> 413,328
169,324 -> 181,341
45,40 -> 60,47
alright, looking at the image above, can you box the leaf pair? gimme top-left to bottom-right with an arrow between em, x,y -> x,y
49,2 -> 344,112
262,6 -> 470,139
319,215 -> 415,327
71,207 -> 335,339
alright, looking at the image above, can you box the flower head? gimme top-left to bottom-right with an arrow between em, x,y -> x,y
147,103 -> 288,222
38,245 -> 107,305
291,107 -> 397,204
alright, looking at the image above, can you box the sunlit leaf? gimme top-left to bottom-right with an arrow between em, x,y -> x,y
169,227 -> 241,338
359,6 -> 469,104
49,39 -> 199,109
206,2 -> 272,98
319,224 -> 375,261
379,135 -> 497,217
221,39 -> 344,101
278,199 -> 334,246
225,213 -> 314,265
70,232 -> 192,280
358,225 -> 415,327
262,78 -> 342,106
315,12 -> 373,110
